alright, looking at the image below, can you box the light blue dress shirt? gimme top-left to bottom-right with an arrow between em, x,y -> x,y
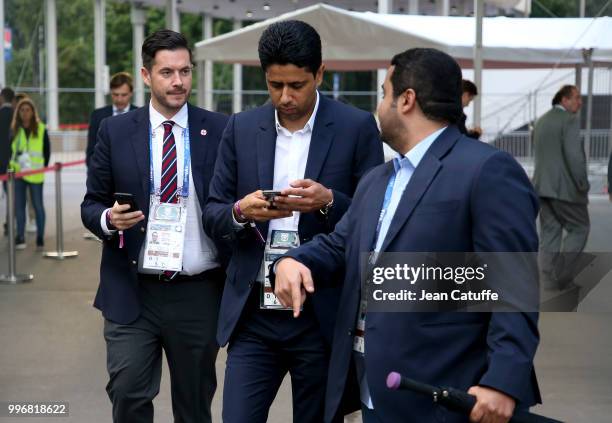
358,126 -> 447,410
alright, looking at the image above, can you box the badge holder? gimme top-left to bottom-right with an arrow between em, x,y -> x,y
142,195 -> 188,272
258,230 -> 300,310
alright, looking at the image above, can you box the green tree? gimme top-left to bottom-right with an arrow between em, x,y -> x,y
531,0 -> 611,17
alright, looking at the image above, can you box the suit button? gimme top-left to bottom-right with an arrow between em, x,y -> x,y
348,328 -> 354,336
140,227 -> 145,233
131,260 -> 137,265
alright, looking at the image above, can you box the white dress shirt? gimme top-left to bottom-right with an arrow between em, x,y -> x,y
101,101 -> 220,275
267,91 -> 320,236
112,105 -> 129,116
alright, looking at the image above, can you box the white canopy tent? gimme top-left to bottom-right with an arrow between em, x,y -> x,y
195,3 -> 611,148
194,3 -> 612,69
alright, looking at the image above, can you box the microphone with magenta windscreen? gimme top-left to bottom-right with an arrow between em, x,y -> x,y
386,372 -> 564,423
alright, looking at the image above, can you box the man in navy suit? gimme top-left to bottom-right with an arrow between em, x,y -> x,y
203,20 -> 383,423
275,48 -> 541,423
86,72 -> 138,167
81,30 -> 228,423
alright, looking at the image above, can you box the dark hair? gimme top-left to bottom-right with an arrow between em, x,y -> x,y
258,20 -> 322,77
552,85 -> 577,106
462,79 -> 478,96
0,87 -> 15,103
110,72 -> 133,91
142,29 -> 192,71
390,48 -> 463,125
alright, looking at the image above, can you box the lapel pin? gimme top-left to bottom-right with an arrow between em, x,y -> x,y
200,129 -> 207,136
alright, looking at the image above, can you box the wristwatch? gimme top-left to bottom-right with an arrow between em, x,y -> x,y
319,191 -> 334,216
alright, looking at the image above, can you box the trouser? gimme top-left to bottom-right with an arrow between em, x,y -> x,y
104,270 -> 224,423
222,289 -> 329,423
539,197 -> 590,288
14,179 -> 44,240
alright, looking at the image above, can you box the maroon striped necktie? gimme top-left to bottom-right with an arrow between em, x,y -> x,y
160,120 -> 178,204
160,120 -> 179,279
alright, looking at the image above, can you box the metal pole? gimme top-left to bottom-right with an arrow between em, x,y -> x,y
473,0 -> 484,129
94,0 -> 106,108
377,0 -> 392,106
166,0 -> 180,32
0,170 -> 33,284
45,0 -> 59,130
584,48 -> 594,162
131,3 -> 145,107
197,13 -> 214,111
43,163 -> 78,259
0,0 -> 6,88
232,19 -> 243,114
608,67 -> 612,157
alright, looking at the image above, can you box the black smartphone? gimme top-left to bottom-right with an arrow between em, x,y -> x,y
262,190 -> 282,201
262,190 -> 282,209
114,192 -> 139,212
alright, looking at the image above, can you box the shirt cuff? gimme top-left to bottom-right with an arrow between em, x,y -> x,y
100,208 -> 117,235
231,208 -> 248,230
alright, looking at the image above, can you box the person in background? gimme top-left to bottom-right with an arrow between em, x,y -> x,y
10,92 -> 38,234
533,84 -> 588,291
0,87 -> 15,236
9,97 -> 50,250
459,79 -> 483,139
86,72 -> 137,167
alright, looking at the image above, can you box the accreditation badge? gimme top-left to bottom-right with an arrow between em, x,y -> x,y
18,152 -> 32,171
142,196 -> 187,272
352,299 -> 367,354
258,230 -> 300,310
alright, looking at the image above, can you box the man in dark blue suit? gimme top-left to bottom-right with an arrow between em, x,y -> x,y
81,30 -> 228,423
86,72 -> 138,167
203,20 -> 383,423
275,48 -> 541,423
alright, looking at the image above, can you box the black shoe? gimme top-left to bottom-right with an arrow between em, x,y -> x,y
3,223 -> 7,236
36,237 -> 44,251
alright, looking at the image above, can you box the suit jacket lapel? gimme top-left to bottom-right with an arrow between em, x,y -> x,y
129,107 -> 150,215
379,155 -> 441,252
187,104 -> 208,207
304,95 -> 334,181
255,104 -> 277,236
360,162 -> 395,252
256,104 -> 277,190
379,126 -> 462,252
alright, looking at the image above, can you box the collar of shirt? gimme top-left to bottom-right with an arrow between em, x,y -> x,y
274,91 -> 320,137
554,104 -> 567,112
112,105 -> 128,115
393,126 -> 447,172
149,101 -> 188,130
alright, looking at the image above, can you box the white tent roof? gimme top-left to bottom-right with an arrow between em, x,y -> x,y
194,3 -> 612,70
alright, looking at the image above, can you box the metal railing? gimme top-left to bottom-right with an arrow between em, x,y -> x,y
490,129 -> 611,161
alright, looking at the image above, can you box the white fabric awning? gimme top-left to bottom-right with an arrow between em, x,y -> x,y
194,3 -> 612,70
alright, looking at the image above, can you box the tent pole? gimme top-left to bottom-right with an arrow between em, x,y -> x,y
584,48 -> 593,162
376,0 -> 392,108
473,0 -> 483,130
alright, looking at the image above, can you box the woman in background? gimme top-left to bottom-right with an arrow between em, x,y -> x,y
9,98 -> 50,250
